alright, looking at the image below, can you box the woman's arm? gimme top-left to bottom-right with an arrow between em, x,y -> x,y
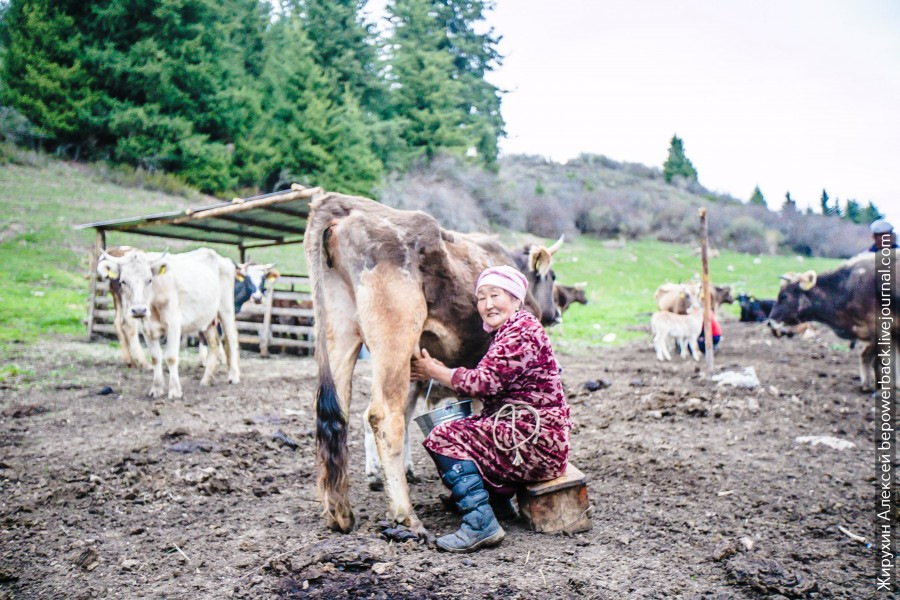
410,349 -> 455,388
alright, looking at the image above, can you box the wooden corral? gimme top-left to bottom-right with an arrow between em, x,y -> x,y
78,184 -> 324,356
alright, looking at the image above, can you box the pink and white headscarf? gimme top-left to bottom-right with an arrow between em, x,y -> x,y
475,265 -> 528,301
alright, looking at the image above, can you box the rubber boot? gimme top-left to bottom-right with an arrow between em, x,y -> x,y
438,491 -> 518,521
435,460 -> 505,552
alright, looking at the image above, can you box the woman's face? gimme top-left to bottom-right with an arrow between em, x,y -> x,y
476,285 -> 521,330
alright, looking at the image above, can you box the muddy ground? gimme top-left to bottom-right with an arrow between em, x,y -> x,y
0,319 -> 884,599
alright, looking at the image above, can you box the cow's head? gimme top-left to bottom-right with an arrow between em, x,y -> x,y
769,270 -> 816,326
714,285 -> 734,305
98,250 -> 168,319
236,262 -> 279,304
518,235 -> 564,326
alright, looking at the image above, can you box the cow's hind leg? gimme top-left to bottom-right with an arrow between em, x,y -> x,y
319,284 -> 363,532
859,342 -> 877,391
199,323 -> 219,387
165,321 -> 184,399
147,336 -> 166,398
358,269 -> 427,535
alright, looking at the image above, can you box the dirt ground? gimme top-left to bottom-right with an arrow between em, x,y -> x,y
0,319 -> 883,599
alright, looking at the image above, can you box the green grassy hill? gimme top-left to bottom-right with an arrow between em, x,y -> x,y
0,154 -> 844,359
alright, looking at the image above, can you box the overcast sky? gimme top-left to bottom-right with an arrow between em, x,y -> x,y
366,1 -> 900,226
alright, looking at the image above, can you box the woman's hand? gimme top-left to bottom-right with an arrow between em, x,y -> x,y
410,349 -> 454,387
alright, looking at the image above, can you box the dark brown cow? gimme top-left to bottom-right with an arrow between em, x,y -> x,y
768,254 -> 899,390
554,282 -> 588,314
305,194 -> 562,534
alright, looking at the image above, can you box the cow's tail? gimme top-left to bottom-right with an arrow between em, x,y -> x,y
306,209 -> 354,532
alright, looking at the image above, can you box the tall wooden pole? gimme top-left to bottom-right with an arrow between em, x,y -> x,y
698,209 -> 714,372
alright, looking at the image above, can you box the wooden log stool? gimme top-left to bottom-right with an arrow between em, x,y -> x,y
517,464 -> 592,534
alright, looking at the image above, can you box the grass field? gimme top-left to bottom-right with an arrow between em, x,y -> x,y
0,156 -> 844,356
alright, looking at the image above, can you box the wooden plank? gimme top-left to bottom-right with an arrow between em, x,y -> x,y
259,284 -> 275,357
267,337 -> 315,349
96,280 -> 110,292
238,335 -> 261,345
269,323 -> 314,335
91,323 -> 118,335
86,232 -> 101,340
523,464 -> 586,497
272,276 -> 310,287
235,321 -> 265,332
271,290 -> 311,302
269,307 -> 314,319
93,296 -> 113,307
94,309 -> 116,320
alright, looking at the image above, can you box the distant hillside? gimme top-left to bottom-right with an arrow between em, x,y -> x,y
379,154 -> 871,259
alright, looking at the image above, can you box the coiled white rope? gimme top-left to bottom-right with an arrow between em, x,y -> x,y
492,403 -> 541,466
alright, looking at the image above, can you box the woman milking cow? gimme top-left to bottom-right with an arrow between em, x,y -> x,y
411,266 -> 573,552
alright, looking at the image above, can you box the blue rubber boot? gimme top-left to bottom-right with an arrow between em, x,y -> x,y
435,460 -> 505,552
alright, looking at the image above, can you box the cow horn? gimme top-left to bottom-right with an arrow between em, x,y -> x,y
799,270 -> 817,291
262,263 -> 275,270
546,235 -> 564,255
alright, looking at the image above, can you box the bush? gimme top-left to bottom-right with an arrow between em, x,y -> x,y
721,216 -> 769,254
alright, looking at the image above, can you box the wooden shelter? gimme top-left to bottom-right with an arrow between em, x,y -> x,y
75,183 -> 324,355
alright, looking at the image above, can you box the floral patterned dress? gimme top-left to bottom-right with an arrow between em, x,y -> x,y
423,310 -> 571,490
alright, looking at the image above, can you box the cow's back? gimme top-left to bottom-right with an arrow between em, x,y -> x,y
158,248 -> 233,332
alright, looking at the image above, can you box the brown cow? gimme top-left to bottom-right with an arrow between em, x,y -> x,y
305,193 -> 562,534
554,282 -> 588,314
769,254 -> 899,390
655,282 -> 733,313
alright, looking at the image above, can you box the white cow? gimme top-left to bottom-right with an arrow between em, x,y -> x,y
97,248 -> 240,399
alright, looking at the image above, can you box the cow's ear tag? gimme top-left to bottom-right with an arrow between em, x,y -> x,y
799,279 -> 814,291
158,265 -> 166,276
678,292 -> 686,299
236,274 -> 245,282
266,274 -> 277,282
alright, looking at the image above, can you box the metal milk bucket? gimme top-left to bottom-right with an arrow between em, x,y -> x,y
414,399 -> 473,437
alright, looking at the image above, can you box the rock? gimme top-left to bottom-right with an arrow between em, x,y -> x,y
583,379 -> 611,392
646,410 -> 663,419
747,397 -> 760,412
272,430 -> 299,450
96,386 -> 114,395
739,537 -> 755,552
794,436 -> 855,451
371,561 -> 393,575
683,398 -> 708,417
74,547 -> 100,571
167,440 -> 214,453
725,556 -> 818,597
713,540 -> 738,561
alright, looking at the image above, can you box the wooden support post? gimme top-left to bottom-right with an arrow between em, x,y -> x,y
698,209 -> 714,372
238,245 -> 246,264
85,229 -> 105,340
259,281 -> 275,357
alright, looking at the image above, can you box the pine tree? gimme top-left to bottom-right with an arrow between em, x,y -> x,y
250,17 -> 382,194
843,199 -> 861,223
0,0 -> 103,148
782,191 -> 798,214
663,135 -> 698,183
819,189 -> 831,216
432,0 -> 505,164
749,185 -> 767,208
297,0 -> 386,111
860,201 -> 884,225
386,0 -> 474,165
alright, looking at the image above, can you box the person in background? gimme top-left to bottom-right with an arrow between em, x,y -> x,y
869,219 -> 898,252
411,265 -> 572,553
697,310 -> 721,353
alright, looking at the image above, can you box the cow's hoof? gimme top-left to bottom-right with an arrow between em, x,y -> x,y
168,390 -> 183,400
228,375 -> 240,385
406,470 -> 421,484
148,387 -> 164,398
368,478 -> 384,492
199,378 -> 212,387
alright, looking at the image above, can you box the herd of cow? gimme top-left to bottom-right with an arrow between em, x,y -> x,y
92,192 -> 897,537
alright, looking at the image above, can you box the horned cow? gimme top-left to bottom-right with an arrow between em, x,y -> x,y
305,193 -> 562,535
